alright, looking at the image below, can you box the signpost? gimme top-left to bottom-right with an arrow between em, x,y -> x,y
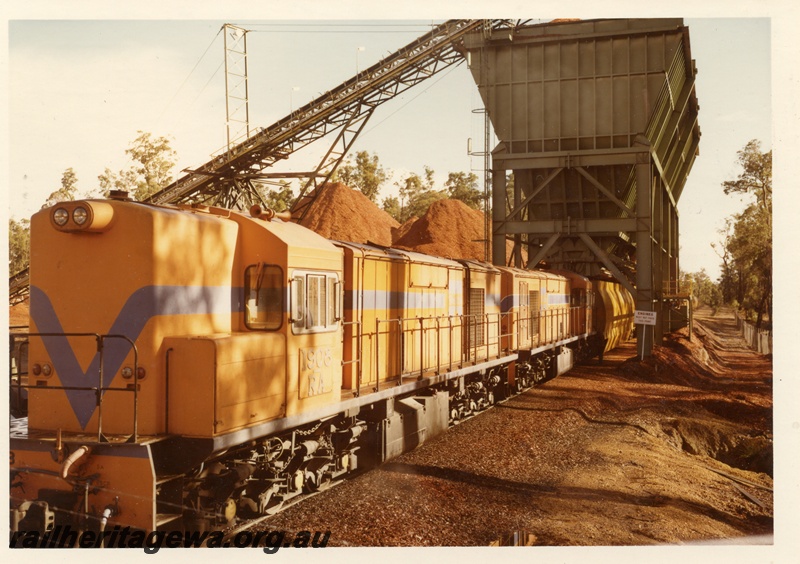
634,310 -> 657,360
634,310 -> 657,326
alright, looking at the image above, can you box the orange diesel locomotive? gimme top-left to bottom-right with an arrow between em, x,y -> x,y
10,194 -> 633,536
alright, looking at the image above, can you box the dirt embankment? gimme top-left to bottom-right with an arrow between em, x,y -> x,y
261,306 -> 773,546
393,199 -> 487,259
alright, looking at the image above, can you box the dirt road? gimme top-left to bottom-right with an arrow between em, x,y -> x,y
259,306 -> 774,547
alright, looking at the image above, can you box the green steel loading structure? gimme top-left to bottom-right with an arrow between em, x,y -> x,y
465,19 -> 700,354
10,19 -> 699,356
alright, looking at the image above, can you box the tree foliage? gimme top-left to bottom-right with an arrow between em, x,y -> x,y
381,195 -> 402,222
334,150 -> 389,202
680,269 -> 722,309
722,139 -> 772,228
381,166 -> 487,223
42,168 -> 79,209
98,131 -> 177,201
255,181 -> 295,213
388,166 -> 446,223
716,139 -> 772,329
9,218 -> 30,274
11,167 -> 80,274
445,171 -> 483,210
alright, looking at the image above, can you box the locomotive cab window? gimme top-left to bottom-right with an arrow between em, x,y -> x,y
291,270 -> 341,334
245,264 -> 284,330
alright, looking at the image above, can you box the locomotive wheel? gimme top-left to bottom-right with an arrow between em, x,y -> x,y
260,487 -> 284,516
304,468 -> 332,493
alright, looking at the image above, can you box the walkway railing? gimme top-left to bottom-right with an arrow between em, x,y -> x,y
734,312 -> 772,355
365,306 -> 586,393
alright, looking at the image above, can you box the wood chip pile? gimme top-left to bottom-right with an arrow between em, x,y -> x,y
391,216 -> 418,244
297,183 -> 399,247
393,199 -> 487,260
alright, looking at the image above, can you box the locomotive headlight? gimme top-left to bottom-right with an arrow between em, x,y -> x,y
50,201 -> 114,232
72,207 -> 89,225
41,363 -> 52,377
53,208 -> 69,226
32,364 -> 42,376
121,366 -> 134,379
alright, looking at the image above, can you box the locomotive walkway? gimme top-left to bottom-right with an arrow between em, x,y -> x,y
255,306 -> 774,547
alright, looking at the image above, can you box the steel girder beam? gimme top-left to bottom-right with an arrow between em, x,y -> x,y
9,268 -> 30,306
574,166 -> 634,216
527,233 -> 560,270
501,218 -> 638,234
505,167 -> 563,221
212,177 -> 268,210
493,146 -> 647,171
291,103 -> 376,222
634,159 -> 655,356
492,168 -> 507,266
577,233 -> 636,296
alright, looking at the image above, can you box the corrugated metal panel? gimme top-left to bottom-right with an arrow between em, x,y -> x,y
468,19 -> 689,155
466,18 -> 699,212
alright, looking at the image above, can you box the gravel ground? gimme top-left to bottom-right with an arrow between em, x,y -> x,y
253,307 -> 774,550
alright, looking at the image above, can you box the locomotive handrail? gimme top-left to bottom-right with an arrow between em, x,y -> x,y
9,331 -> 30,417
374,318 -> 403,393
342,320 -> 363,396
15,332 -> 140,443
371,306 -> 587,394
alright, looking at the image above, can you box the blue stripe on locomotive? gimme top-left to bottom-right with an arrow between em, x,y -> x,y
30,285 -> 245,429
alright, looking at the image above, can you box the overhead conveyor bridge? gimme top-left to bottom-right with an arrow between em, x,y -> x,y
146,19 -> 519,217
12,19 -> 522,304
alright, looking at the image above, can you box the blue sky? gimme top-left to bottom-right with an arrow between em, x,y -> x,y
1,6 -> 791,284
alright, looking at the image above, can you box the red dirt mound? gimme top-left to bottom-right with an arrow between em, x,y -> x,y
393,199 -> 527,264
391,216 -> 418,244
298,183 -> 399,246
393,199 -> 485,260
9,299 -> 29,326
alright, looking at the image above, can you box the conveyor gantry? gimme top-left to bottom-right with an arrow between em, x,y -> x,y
11,19 -> 522,305
146,19 -> 518,219
9,268 -> 29,306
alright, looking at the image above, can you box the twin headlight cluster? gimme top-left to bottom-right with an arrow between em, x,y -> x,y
50,201 -> 114,232
53,206 -> 89,227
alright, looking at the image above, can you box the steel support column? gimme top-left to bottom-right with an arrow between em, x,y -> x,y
635,159 -> 654,357
492,168 -> 507,266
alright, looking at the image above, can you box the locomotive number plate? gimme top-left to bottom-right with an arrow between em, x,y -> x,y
299,347 -> 334,398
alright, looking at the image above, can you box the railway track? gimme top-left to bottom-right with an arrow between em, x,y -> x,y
241,329 -> 773,547
219,379 -> 543,538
